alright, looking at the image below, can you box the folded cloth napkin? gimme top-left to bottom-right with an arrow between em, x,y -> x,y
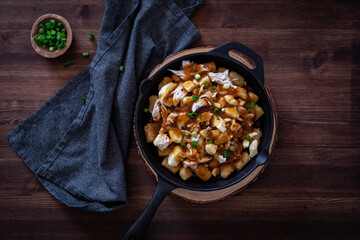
7,0 -> 203,212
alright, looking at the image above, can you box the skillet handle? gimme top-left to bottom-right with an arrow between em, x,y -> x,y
122,177 -> 176,240
139,78 -> 153,95
209,42 -> 265,85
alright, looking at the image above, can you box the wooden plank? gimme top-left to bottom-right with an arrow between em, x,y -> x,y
0,0 -> 359,239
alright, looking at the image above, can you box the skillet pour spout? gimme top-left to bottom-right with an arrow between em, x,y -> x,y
123,42 -> 275,240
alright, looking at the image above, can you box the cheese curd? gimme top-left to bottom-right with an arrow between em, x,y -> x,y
144,61 -> 264,181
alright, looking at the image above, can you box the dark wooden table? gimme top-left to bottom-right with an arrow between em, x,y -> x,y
1,0 -> 359,239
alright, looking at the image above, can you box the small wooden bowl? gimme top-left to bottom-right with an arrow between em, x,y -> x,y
30,14 -> 72,58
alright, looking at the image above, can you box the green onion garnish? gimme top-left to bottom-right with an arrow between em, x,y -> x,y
63,60 -> 74,67
191,141 -> 198,147
248,109 -> 252,114
223,150 -> 228,158
80,97 -> 85,104
192,95 -> 199,101
119,65 -> 124,71
191,132 -> 197,137
185,131 -> 190,136
82,51 -> 90,57
197,87 -> 200,91
214,108 -> 220,115
206,139 -> 213,143
205,81 -> 209,87
212,85 -> 217,90
143,108 -> 149,113
88,33 -> 95,40
245,134 -> 251,141
188,112 -> 199,119
250,102 -> 256,109
34,18 -> 67,51
229,146 -> 235,151
195,73 -> 201,80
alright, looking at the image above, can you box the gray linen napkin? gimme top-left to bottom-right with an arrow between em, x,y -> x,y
7,0 -> 203,212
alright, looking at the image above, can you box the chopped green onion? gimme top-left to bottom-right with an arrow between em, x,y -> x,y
34,19 -> 67,52
185,131 -> 190,136
181,142 -> 186,147
82,51 -> 90,57
191,132 -> 197,137
206,139 -> 213,143
250,102 -> 256,109
195,73 -> 201,80
212,85 -> 217,90
80,97 -> 85,104
119,65 -> 124,71
214,108 -> 220,115
205,81 -> 209,87
143,108 -> 149,113
58,42 -> 66,49
188,112 -> 199,119
248,109 -> 252,114
88,33 -> 95,40
192,95 -> 199,101
191,141 -> 198,147
245,134 -> 251,141
63,60 -> 74,67
223,150 -> 228,158
197,87 -> 200,91
229,146 -> 235,151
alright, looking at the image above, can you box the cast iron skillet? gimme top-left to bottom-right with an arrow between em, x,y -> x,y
123,42 -> 274,239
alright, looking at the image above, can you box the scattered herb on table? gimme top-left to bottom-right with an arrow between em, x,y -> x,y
63,60 -> 74,67
82,51 -> 90,57
88,33 -> 95,40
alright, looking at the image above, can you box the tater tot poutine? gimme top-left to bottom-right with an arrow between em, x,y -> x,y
144,61 -> 264,181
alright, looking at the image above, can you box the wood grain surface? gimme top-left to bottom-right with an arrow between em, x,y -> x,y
0,0 -> 359,239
